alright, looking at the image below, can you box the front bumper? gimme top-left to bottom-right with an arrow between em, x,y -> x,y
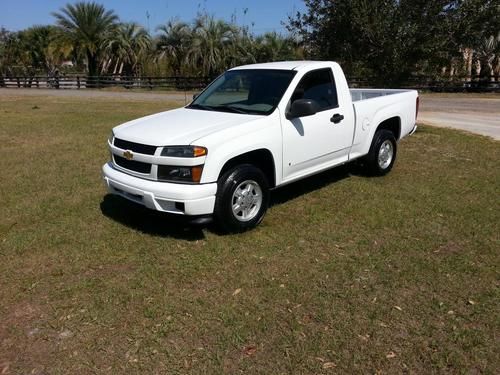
102,162 -> 217,216
409,124 -> 418,136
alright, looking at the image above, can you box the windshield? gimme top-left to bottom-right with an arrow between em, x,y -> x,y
188,69 -> 296,115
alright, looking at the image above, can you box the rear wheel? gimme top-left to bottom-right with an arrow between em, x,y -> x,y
364,129 -> 397,176
214,164 -> 270,232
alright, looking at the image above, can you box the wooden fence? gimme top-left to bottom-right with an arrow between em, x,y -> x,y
0,74 -> 498,92
348,76 -> 500,92
0,75 -> 211,90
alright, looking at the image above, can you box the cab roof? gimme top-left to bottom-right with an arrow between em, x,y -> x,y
229,61 -> 336,72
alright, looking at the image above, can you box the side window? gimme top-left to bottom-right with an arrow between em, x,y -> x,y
290,68 -> 338,111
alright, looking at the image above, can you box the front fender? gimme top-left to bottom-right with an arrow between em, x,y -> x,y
197,113 -> 283,184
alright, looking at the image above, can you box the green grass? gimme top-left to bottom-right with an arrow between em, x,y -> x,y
0,94 -> 499,374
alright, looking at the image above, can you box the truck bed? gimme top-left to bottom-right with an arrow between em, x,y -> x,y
348,88 -> 418,160
350,89 -> 413,102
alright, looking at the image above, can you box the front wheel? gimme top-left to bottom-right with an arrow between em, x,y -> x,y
214,164 -> 270,233
363,129 -> 397,176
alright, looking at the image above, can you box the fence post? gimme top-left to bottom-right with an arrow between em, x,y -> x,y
16,77 -> 20,88
77,76 -> 80,89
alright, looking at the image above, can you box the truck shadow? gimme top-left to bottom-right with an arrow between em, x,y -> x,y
270,162 -> 361,207
100,195 -> 206,241
100,162 -> 364,238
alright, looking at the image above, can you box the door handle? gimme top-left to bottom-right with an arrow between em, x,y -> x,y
331,114 -> 344,124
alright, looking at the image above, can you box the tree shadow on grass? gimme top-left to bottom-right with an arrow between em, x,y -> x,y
100,194 -> 206,241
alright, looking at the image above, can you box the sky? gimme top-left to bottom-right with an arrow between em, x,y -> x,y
1,0 -> 306,34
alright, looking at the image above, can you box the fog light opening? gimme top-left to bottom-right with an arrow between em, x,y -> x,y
175,202 -> 185,212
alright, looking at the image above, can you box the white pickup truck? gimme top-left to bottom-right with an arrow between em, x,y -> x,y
103,61 -> 418,232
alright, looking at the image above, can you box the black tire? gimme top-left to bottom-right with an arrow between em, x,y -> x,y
214,164 -> 270,233
364,129 -> 397,176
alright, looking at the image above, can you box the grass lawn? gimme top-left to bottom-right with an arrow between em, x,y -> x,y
0,94 -> 498,374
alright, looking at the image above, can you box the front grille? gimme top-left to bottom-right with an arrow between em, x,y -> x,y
114,138 -> 157,155
114,155 -> 152,174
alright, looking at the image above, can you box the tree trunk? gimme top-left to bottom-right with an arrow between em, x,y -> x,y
102,58 -> 112,74
495,57 -> 500,82
464,48 -> 473,79
488,61 -> 494,82
86,50 -> 98,88
474,59 -> 481,76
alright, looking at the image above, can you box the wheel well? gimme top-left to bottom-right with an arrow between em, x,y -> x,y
219,149 -> 276,188
376,117 -> 401,140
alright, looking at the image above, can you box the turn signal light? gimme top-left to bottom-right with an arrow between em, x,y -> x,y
191,165 -> 203,182
193,146 -> 207,157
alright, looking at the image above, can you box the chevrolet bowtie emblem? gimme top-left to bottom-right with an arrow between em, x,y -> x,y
123,150 -> 134,160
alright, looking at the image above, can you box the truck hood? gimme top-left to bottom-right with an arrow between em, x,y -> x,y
113,107 -> 262,146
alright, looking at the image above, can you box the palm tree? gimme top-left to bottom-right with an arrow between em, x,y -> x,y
475,33 -> 500,81
52,2 -> 118,79
21,26 -> 72,74
255,32 -> 299,63
188,15 -> 239,77
226,27 -> 256,68
156,20 -> 192,76
102,22 -> 151,76
0,31 -> 24,76
0,28 -> 9,83
0,27 -> 65,78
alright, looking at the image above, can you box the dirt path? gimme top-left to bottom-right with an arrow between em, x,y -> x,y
1,89 -> 498,140
417,94 -> 500,140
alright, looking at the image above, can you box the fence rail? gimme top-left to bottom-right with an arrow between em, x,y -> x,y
348,76 -> 500,92
0,74 -> 498,92
0,75 -> 212,90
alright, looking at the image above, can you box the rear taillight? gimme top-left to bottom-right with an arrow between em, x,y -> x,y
416,96 -> 420,120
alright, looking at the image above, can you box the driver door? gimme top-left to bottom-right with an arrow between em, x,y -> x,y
281,68 -> 354,181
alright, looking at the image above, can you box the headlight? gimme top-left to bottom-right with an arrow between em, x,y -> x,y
161,146 -> 207,158
108,131 -> 115,145
157,165 -> 204,183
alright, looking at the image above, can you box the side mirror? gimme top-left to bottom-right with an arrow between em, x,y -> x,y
192,93 -> 199,100
286,99 -> 320,119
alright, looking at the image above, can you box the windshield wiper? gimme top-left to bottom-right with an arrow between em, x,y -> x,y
188,103 -> 257,115
212,105 -> 249,114
187,103 -> 214,111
